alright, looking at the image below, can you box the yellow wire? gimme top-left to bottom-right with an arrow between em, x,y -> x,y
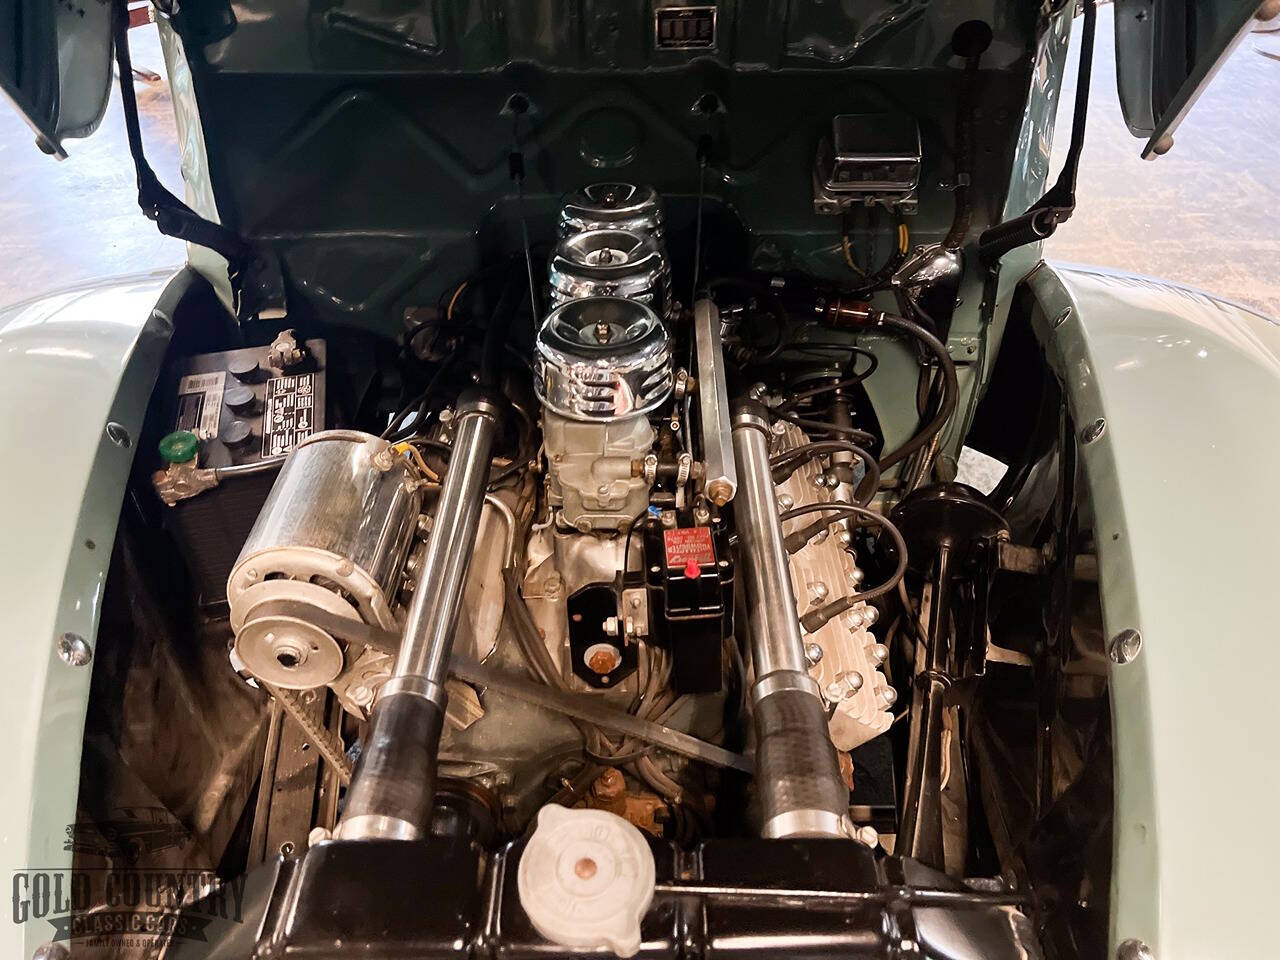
841,235 -> 867,277
392,442 -> 441,483
446,281 -> 468,323
898,222 -> 909,255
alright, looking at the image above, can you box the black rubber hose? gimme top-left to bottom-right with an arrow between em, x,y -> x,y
770,441 -> 881,505
777,501 -> 908,609
870,312 -> 958,472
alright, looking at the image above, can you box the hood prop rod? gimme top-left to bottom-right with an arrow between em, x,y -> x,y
111,0 -> 285,321
977,0 -> 1096,266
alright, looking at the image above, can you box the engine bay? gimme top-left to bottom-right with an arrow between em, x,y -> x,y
65,169 -> 1114,960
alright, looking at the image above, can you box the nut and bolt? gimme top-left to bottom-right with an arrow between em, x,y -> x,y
706,478 -> 733,506
105,422 -> 132,448
56,633 -> 92,667
593,767 -> 626,801
804,642 -> 825,667
1108,628 -> 1143,665
825,671 -> 863,701
1081,418 -> 1106,444
1116,940 -> 1154,960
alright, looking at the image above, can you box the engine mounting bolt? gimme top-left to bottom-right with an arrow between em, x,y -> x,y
777,494 -> 794,511
848,611 -> 865,628
1108,629 -> 1143,665
804,642 -> 824,666
863,606 -> 879,625
811,473 -> 827,488
593,767 -> 626,801
771,421 -> 787,436
56,633 -> 92,667
1080,418 -> 1106,444
872,643 -> 890,663
811,581 -> 829,601
586,644 -> 622,675
882,685 -> 898,706
849,568 -> 865,586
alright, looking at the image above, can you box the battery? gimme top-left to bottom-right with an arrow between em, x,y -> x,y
158,337 -> 328,606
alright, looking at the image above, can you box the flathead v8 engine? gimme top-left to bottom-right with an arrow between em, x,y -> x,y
82,172 -> 1079,960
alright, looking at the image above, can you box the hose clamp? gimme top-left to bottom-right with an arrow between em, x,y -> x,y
377,674 -> 448,711
750,670 -> 822,705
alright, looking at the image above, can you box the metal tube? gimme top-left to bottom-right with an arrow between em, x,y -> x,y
731,405 -> 811,684
897,545 -> 952,868
337,389 -> 502,840
692,299 -> 737,506
731,402 -> 850,839
394,393 -> 502,687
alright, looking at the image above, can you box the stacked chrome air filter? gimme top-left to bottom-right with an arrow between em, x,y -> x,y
534,297 -> 672,421
559,182 -> 664,239
551,184 -> 672,320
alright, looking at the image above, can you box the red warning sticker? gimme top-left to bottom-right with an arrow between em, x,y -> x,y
663,527 -> 716,569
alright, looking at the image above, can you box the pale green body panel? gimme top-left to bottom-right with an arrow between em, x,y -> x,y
0,271 -> 174,957
1028,262 -> 1280,959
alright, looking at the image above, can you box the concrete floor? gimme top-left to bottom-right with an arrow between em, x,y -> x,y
1047,8 -> 1280,316
1,10 -> 1278,314
0,27 -> 182,304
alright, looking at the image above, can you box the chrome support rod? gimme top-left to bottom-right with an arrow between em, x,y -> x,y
731,401 -> 850,840
337,389 -> 502,840
692,299 -> 737,506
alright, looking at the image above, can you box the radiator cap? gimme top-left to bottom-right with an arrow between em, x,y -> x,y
517,805 -> 655,957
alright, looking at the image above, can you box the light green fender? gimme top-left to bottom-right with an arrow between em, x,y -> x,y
0,269 -> 176,958
1025,262 -> 1280,960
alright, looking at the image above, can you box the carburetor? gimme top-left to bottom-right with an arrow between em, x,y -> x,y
534,297 -> 672,531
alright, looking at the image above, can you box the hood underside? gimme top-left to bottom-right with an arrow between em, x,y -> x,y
1,0 -> 1265,327
164,0 -> 1042,328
